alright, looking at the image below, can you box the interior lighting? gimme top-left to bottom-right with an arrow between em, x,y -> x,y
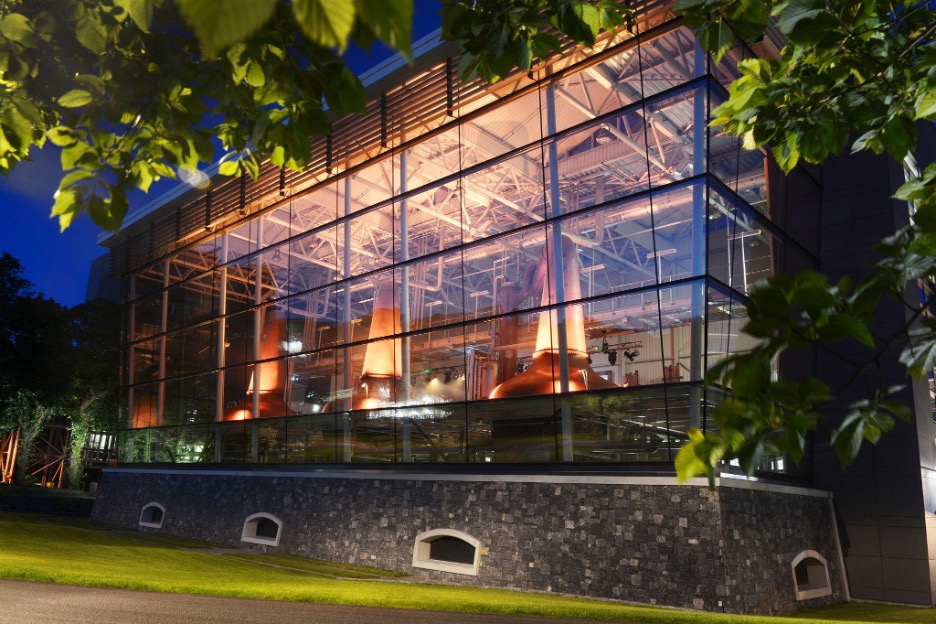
594,124 -> 615,145
280,340 -> 304,354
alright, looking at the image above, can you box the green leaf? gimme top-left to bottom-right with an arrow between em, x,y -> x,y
269,145 -> 286,168
124,0 -> 154,33
774,0 -> 836,45
131,162 -> 155,193
0,13 -> 36,45
0,106 -> 32,151
51,180 -> 87,232
322,66 -> 366,113
176,0 -> 277,57
915,89 -> 936,121
61,142 -> 91,170
353,0 -> 412,57
724,0 -> 768,43
698,19 -> 735,63
895,179 -> 926,201
530,32 -> 562,59
899,326 -> 936,378
829,313 -> 874,348
86,189 -> 129,232
675,428 -> 722,484
245,63 -> 265,88
218,160 -> 239,176
830,408 -> 865,467
58,90 -> 94,108
675,441 -> 708,483
46,127 -> 77,148
59,169 -> 95,189
880,115 -> 916,158
51,192 -> 79,231
293,0 -> 356,52
75,75 -> 106,97
76,11 -> 107,54
736,437 -> 765,475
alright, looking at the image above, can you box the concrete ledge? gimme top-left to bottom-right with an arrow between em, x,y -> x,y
102,466 -> 830,498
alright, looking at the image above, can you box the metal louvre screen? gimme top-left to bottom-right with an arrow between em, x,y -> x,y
108,1 -> 669,277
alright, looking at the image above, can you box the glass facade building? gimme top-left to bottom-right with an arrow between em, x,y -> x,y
115,18 -> 818,468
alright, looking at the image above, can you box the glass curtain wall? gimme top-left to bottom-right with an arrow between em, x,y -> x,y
119,22 -> 814,468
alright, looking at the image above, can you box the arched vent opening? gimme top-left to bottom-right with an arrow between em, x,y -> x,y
139,503 -> 165,529
412,529 -> 481,576
241,513 -> 283,547
429,535 -> 476,564
791,550 -> 832,601
254,517 -> 279,540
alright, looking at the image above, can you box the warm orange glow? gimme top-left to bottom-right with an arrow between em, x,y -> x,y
224,310 -> 294,421
534,236 -> 587,358
421,377 -> 466,402
357,398 -> 381,410
227,409 -> 251,421
361,283 -> 402,378
490,235 -> 618,399
131,394 -> 158,428
251,309 -> 285,394
350,281 -> 404,409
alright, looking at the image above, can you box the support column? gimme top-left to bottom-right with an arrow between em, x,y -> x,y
342,177 -> 353,463
546,82 -> 573,461
153,259 -> 168,462
157,260 -> 168,429
127,275 -> 136,432
689,40 -> 707,430
399,151 -> 412,462
250,247 -> 262,463
215,233 -> 228,462
127,275 -> 138,461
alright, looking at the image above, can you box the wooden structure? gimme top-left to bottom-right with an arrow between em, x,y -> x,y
0,429 -> 19,485
80,430 -> 117,467
26,419 -> 71,488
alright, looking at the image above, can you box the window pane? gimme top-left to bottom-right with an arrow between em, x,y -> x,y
405,251 -> 465,330
639,88 -> 705,188
547,111 -> 652,216
461,89 -> 543,165
462,147 -> 547,242
133,294 -> 163,339
291,183 -> 339,234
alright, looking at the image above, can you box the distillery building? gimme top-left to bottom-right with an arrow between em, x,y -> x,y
90,2 -> 936,614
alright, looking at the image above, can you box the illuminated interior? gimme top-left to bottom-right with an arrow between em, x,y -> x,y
117,19 -> 819,467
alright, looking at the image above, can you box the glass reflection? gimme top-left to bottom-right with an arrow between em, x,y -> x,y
115,19 -> 801,475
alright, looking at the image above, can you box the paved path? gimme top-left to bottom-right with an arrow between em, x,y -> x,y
0,579 -> 623,624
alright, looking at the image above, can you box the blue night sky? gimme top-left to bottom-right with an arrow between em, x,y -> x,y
1,3 -> 441,308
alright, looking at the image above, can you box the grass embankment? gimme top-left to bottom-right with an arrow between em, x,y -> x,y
0,512 -> 933,623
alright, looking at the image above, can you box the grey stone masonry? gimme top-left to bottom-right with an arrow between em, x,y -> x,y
92,469 -> 846,615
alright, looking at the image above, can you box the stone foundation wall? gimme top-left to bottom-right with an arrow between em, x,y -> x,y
92,469 -> 846,614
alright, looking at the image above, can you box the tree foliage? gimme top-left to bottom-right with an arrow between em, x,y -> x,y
675,0 -> 936,483
0,253 -> 119,486
441,0 -> 627,82
0,0 -> 629,231
4,0 -> 933,483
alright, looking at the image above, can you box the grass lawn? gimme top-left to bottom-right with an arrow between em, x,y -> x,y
0,512 -> 934,623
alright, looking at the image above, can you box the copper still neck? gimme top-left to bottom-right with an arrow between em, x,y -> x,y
489,235 -> 618,399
